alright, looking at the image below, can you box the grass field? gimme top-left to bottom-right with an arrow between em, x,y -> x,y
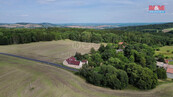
162,28 -> 173,33
155,46 -> 173,59
0,39 -> 101,63
0,54 -> 173,97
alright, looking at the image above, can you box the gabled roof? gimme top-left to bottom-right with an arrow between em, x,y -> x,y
66,56 -> 80,65
69,56 -> 76,61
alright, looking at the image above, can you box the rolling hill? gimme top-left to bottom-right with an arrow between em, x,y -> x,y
0,54 -> 173,97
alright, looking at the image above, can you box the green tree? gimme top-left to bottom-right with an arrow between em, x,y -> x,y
126,63 -> 158,90
156,68 -> 167,79
91,53 -> 103,67
81,31 -> 92,42
98,44 -> 105,53
90,47 -> 96,54
74,52 -> 83,60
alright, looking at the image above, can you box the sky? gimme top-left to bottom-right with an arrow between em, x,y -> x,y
0,0 -> 173,23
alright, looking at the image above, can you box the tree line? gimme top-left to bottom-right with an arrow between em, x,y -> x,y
0,27 -> 173,46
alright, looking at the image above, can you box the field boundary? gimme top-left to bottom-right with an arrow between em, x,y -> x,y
0,52 -> 79,72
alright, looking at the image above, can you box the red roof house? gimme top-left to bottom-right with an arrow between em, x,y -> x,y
66,56 -> 88,66
167,68 -> 173,74
118,42 -> 124,45
66,56 -> 80,65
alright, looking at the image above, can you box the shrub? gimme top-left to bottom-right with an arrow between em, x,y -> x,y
156,68 -> 167,79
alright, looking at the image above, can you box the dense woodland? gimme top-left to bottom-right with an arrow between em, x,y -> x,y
79,43 -> 166,90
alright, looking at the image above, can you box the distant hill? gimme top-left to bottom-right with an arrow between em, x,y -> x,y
0,22 -> 59,28
0,22 -> 158,29
0,23 -> 42,28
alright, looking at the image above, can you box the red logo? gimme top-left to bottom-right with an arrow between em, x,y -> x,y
149,5 -> 165,11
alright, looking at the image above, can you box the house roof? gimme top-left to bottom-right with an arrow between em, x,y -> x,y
66,56 -> 80,65
69,56 -> 76,61
167,68 -> 173,74
118,42 -> 124,45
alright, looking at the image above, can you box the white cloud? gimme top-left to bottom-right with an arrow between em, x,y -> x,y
38,0 -> 57,4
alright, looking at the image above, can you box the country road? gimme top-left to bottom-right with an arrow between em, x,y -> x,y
0,52 -> 79,72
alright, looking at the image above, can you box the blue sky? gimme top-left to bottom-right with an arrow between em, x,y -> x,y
0,0 -> 173,23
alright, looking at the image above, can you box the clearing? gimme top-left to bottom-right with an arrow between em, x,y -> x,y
155,46 -> 173,59
0,39 -> 101,63
0,54 -> 173,97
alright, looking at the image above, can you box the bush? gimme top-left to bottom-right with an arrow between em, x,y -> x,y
156,68 -> 167,79
156,48 -> 160,51
126,63 -> 158,90
80,65 -> 128,89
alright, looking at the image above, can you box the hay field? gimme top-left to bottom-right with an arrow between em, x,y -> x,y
0,39 -> 101,63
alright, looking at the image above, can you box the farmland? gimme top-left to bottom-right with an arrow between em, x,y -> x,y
0,54 -> 173,97
0,39 -> 101,63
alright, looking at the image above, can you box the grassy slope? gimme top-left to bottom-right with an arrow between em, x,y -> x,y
0,39 -> 101,63
155,46 -> 173,59
0,55 -> 173,97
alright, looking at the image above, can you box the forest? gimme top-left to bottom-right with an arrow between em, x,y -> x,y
0,27 -> 173,46
79,43 -> 167,90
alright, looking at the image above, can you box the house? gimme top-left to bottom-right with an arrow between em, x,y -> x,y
118,42 -> 124,45
156,61 -> 173,79
156,61 -> 168,69
66,56 -> 81,66
118,42 -> 127,48
64,56 -> 88,69
167,68 -> 173,78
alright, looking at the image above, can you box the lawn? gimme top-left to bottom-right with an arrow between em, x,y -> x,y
169,61 -> 173,65
155,46 -> 173,59
0,54 -> 173,97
